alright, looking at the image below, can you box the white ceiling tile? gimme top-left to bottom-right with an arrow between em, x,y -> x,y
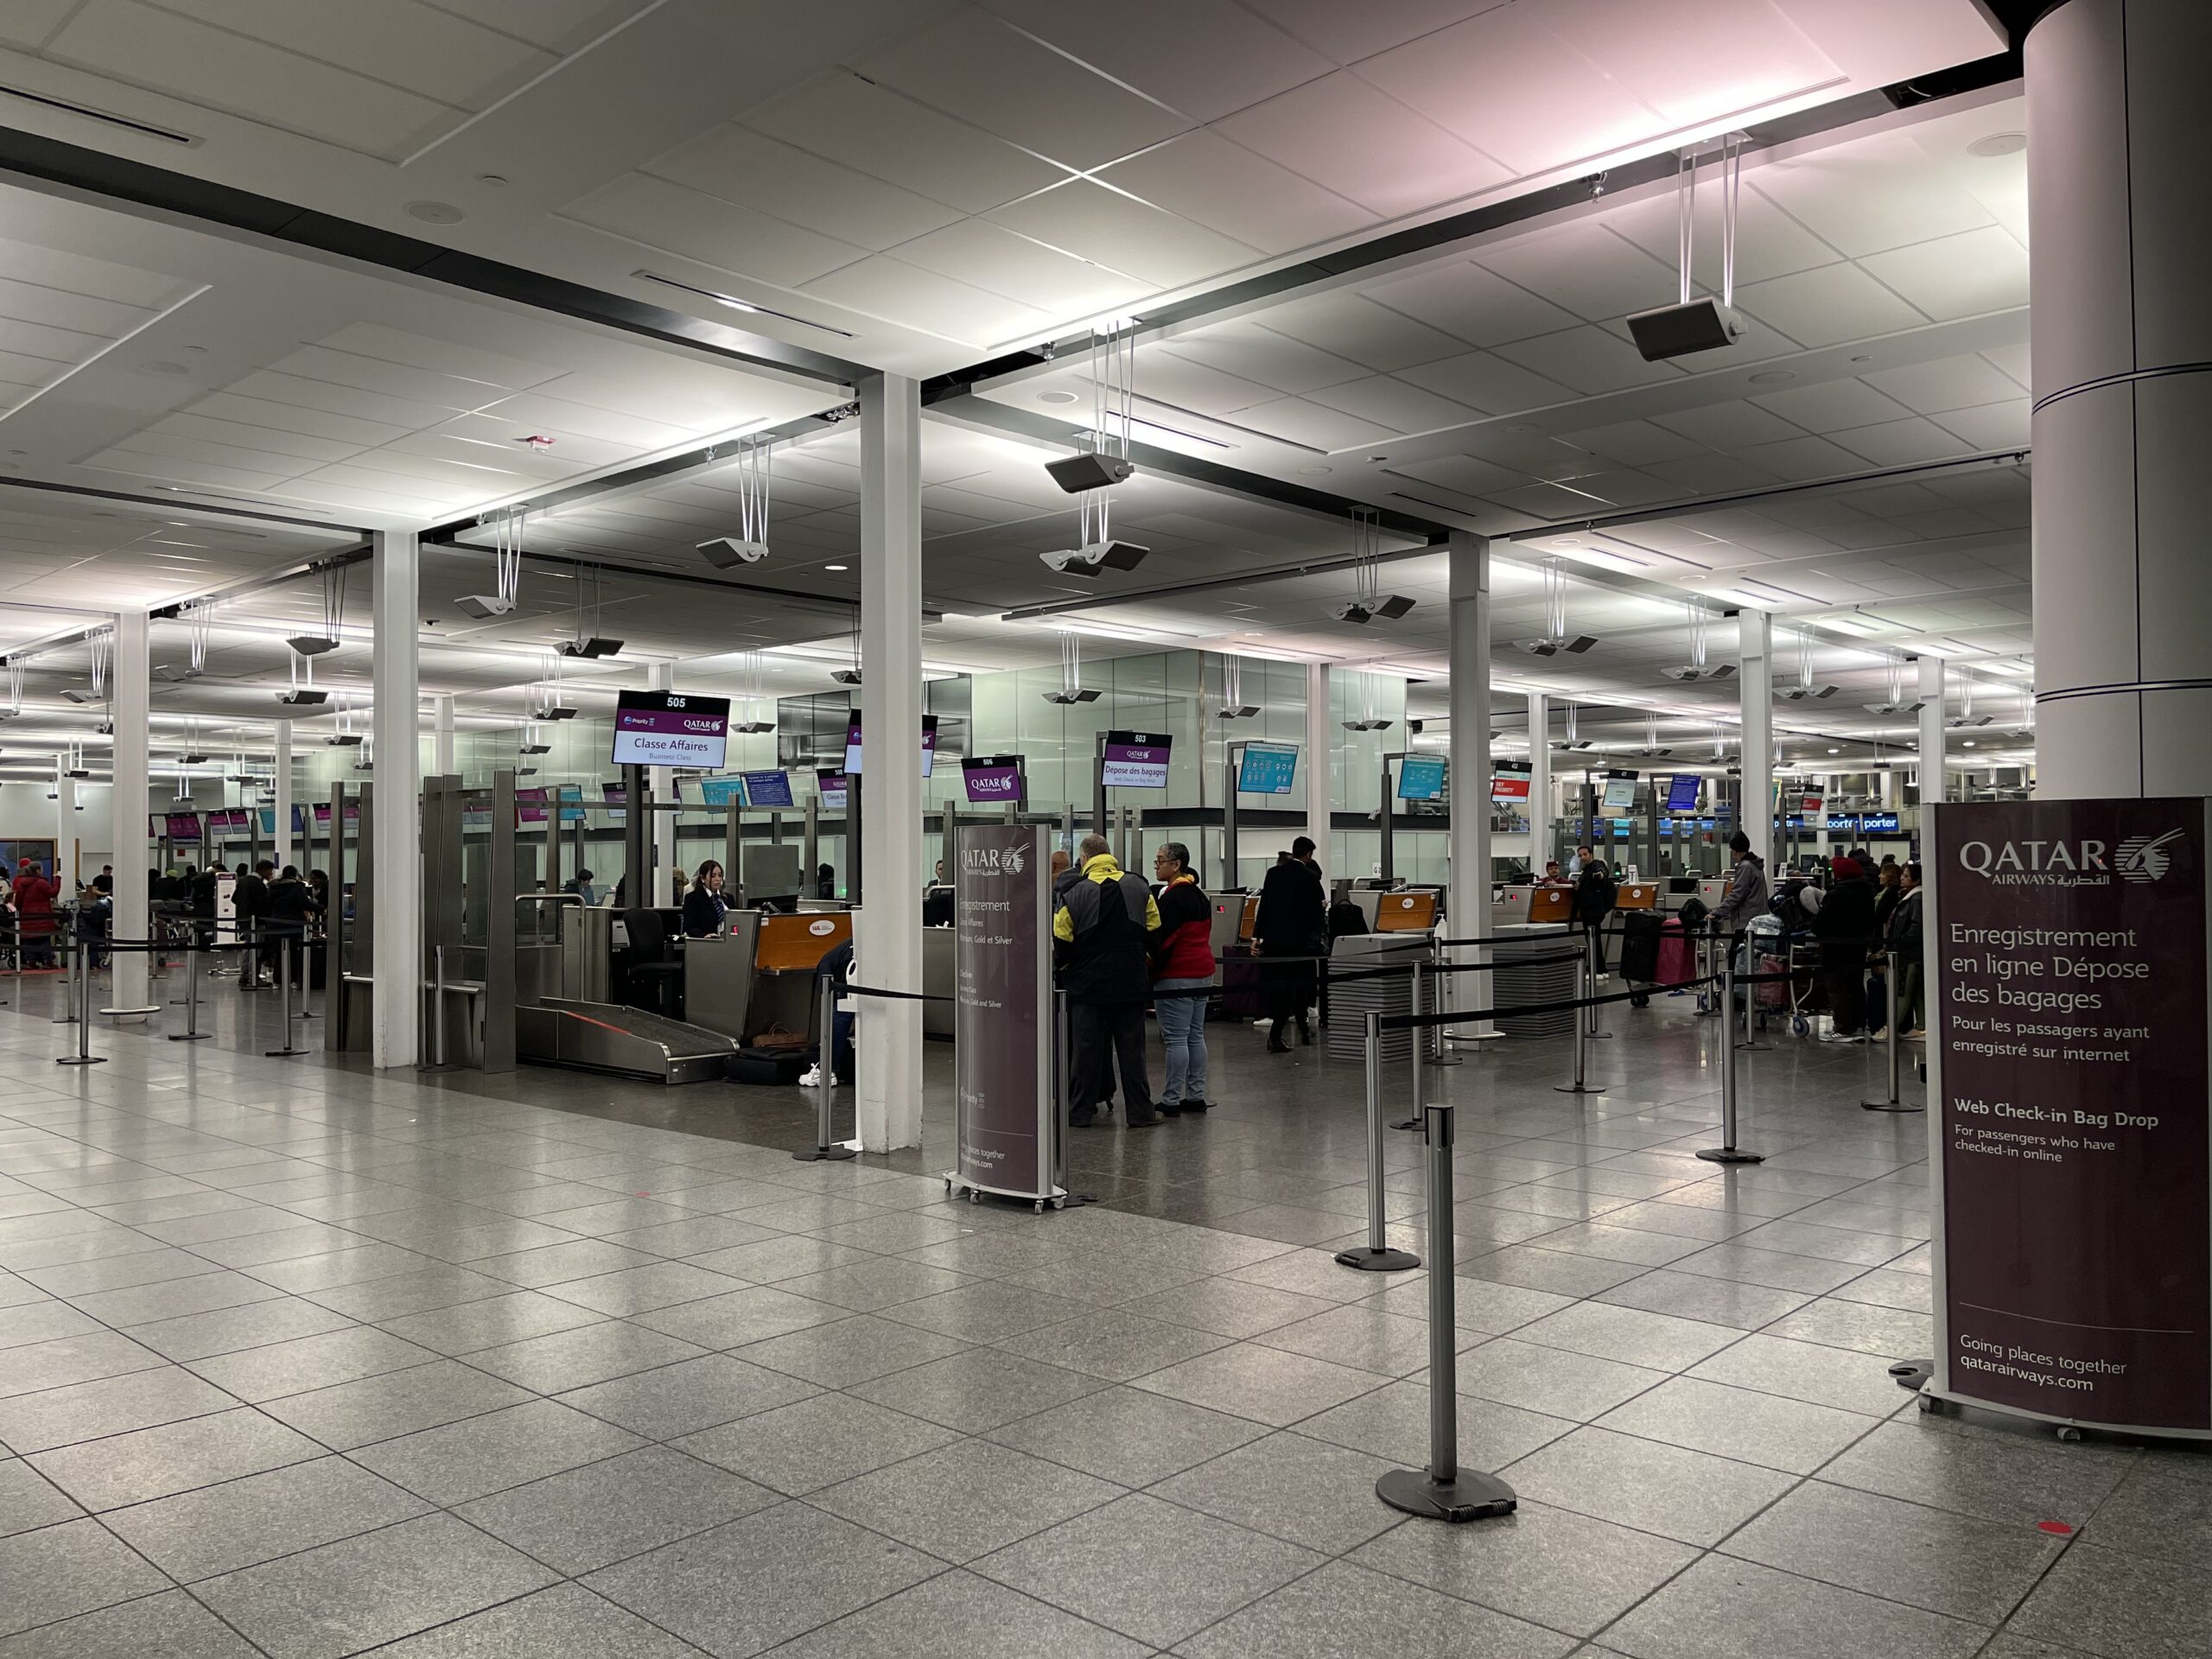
157,0 -> 549,110
1254,293 -> 1463,373
224,370 -> 455,432
1224,396 -> 1395,450
1557,419 -> 1707,467
422,0 -> 655,54
1395,349 -> 1578,416
0,0 -> 74,48
889,220 -> 1147,318
1747,378 -> 1916,433
1857,226 -> 2028,321
744,73 -> 1066,215
1748,131 -> 1995,257
313,323 -> 564,391
1096,130 -> 1377,256
1353,4 -> 1661,175
1732,262 -> 1927,348
108,429 -> 314,477
1651,400 -> 1804,449
0,316 -> 98,364
563,174 -> 867,289
1154,321 -> 1366,397
1862,353 -> 2025,415
1539,0 -> 1841,127
84,448 -> 294,493
1384,454 -> 1528,496
1980,342 -> 2031,392
1827,416 -> 1974,467
1301,374 -> 1479,434
1491,326 -> 1680,395
979,0 -> 1333,123
1362,261 -> 1579,347
1490,480 -> 1621,520
1239,0 -> 1505,66
1602,186 -> 1845,288
855,6 -> 1190,171
266,346 -> 508,414
149,413 -> 361,464
0,276 -> 149,339
1555,469 -> 1680,508
1125,350 -> 1281,416
186,391 -> 412,449
1730,434 -> 1872,482
1926,400 -> 2030,451
465,391 -> 690,450
0,238 -> 185,311
987,181 -> 1261,290
646,125 -> 964,251
1477,223 -> 1682,323
1211,72 -> 1510,218
48,0 -> 453,157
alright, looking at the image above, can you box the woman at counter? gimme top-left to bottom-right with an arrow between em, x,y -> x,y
682,860 -> 728,938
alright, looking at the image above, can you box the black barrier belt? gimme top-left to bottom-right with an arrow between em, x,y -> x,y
1432,927 -> 1582,948
836,982 -> 954,1004
1377,969 -> 1730,1033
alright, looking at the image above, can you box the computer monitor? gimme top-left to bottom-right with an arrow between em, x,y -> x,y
695,776 -> 745,808
1236,743 -> 1298,795
1600,770 -> 1638,812
1397,756 -> 1446,800
741,770 -> 794,809
1665,773 -> 1702,812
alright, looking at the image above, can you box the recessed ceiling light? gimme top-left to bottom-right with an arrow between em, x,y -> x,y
1037,390 -> 1079,405
824,564 -> 848,571
1748,370 -> 1795,385
1967,132 -> 2026,158
405,200 -> 466,224
476,174 -> 509,188
1296,464 -> 1332,476
1849,354 -> 1872,364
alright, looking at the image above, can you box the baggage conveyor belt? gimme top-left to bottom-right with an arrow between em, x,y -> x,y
517,997 -> 745,1084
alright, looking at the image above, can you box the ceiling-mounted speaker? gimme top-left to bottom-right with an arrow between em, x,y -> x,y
454,594 -> 514,620
286,633 -> 340,656
1625,297 -> 1744,361
560,637 -> 624,658
1045,453 -> 1135,493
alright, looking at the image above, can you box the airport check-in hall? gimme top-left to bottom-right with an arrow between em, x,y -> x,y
0,2 -> 2208,1656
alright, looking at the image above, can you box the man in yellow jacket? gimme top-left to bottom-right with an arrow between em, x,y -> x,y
1053,836 -> 1162,1128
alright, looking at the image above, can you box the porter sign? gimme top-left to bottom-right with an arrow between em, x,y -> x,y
950,823 -> 1058,1205
1930,798 -> 2210,1432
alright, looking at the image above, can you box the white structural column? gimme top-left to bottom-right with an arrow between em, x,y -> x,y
1305,661 -> 1331,865
1446,532 -> 1493,1033
855,372 -> 923,1151
2027,0 -> 2212,798
274,721 -> 293,872
647,663 -> 675,903
371,530 -> 421,1070
432,695 -> 454,779
54,771 -> 70,879
1526,690 -> 1551,868
1738,610 -> 1774,869
112,610 -> 150,1009
1918,655 -> 1947,810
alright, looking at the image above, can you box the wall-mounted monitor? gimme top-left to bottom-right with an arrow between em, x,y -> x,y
1100,730 -> 1171,789
741,770 -> 794,809
610,690 -> 730,770
695,776 -> 745,808
817,772 -> 849,813
1665,774 -> 1703,813
165,811 -> 201,845
1600,769 -> 1638,812
517,787 -> 549,824
556,785 -> 586,822
842,715 -> 938,777
1236,743 -> 1298,796
1491,760 -> 1531,804
962,754 -> 1025,805
1397,756 -> 1447,801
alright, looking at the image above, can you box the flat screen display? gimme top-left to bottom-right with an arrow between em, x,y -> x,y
610,690 -> 730,770
1397,756 -> 1447,800
1236,743 -> 1298,796
1800,791 -> 1825,816
309,803 -> 359,827
1601,770 -> 1638,812
1666,774 -> 1703,813
1491,760 -> 1531,804
742,770 -> 793,809
165,811 -> 201,845
962,755 -> 1024,805
695,777 -> 745,808
817,772 -> 849,813
1100,730 -> 1171,789
556,786 -> 585,823
517,787 -> 549,824
842,715 -> 938,777
601,782 -> 625,825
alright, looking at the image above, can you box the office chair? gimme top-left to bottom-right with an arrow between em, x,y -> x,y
621,907 -> 685,1019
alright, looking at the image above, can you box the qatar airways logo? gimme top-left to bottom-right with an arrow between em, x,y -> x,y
1958,831 -> 2183,887
963,844 -> 1027,875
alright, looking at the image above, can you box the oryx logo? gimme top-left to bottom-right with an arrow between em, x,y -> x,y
2115,829 -> 2184,885
1003,843 -> 1027,876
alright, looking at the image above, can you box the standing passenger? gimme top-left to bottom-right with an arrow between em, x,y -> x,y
1148,842 -> 1211,1115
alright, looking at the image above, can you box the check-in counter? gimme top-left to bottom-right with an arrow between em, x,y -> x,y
1529,887 -> 1574,927
1616,881 -> 1659,912
1325,931 -> 1434,1063
681,912 -> 762,1041
1374,890 -> 1437,932
1493,887 -> 1535,929
1491,924 -> 1580,1039
744,911 -> 851,1044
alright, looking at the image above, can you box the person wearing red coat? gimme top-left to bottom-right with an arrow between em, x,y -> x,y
14,860 -> 57,967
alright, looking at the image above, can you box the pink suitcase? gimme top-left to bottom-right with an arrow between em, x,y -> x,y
1656,919 -> 1695,987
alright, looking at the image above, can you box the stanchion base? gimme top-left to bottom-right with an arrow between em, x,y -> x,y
794,1145 -> 860,1162
99,1005 -> 163,1017
1554,1084 -> 1606,1096
264,1046 -> 312,1058
54,1056 -> 106,1066
1389,1117 -> 1421,1132
1376,1467 -> 1517,1522
166,1032 -> 214,1042
1334,1246 -> 1421,1273
1586,1030 -> 1613,1039
1889,1357 -> 1933,1393
1860,1100 -> 1926,1114
1696,1146 -> 1765,1165
1732,1040 -> 1770,1052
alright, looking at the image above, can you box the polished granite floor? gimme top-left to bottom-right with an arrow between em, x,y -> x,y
0,965 -> 2205,1659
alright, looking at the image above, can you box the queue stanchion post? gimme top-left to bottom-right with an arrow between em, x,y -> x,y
1428,936 -> 1462,1065
57,938 -> 103,1066
168,942 -> 211,1041
1391,960 -> 1425,1132
1555,938 -> 1603,1096
1585,925 -> 1611,1040
1861,948 -> 1919,1114
1733,930 -> 1768,1051
1334,1008 -> 1420,1274
266,936 -> 309,1058
1697,952 -> 1763,1165
796,976 -> 858,1161
1376,1092 -> 1516,1522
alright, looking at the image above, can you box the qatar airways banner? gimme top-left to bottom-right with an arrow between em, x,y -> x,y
950,823 -> 1055,1205
1931,798 -> 2210,1432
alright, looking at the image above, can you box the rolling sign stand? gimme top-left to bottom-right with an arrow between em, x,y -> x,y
945,823 -> 1065,1212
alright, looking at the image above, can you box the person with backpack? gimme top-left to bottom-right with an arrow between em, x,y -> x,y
1813,855 -> 1876,1042
1054,835 -> 1162,1128
1574,858 -> 1618,976
1147,842 -> 1212,1116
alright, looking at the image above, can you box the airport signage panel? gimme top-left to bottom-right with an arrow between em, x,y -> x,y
611,690 -> 731,769
1100,731 -> 1171,789
951,823 -> 1055,1205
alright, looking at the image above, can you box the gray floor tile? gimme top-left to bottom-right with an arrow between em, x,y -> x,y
1116,1275 -> 1340,1338
541,1261 -> 751,1316
683,1236 -> 875,1284
457,1445 -> 779,1574
1603,1554 -> 1989,1659
673,1393 -> 961,1495
1592,1268 -> 1815,1331
185,1325 -> 439,1402
470,1238 -> 665,1289
0,1588 -> 261,1657
0,1517 -> 170,1638
1176,1557 -> 1575,1659
2078,1467 -> 2212,1566
875,1280 -> 1087,1342
585,1500 -> 939,1658
780,1257 -> 969,1313
2010,1541 -> 2212,1658
973,1491 -> 1324,1649
1829,1267 -> 1934,1313
994,1306 -> 1234,1382
1686,1333 -> 1917,1417
1352,1497 -> 1698,1638
299,1264 -> 516,1320
256,1358 -> 536,1451
119,1296 -> 360,1363
99,1453 -> 430,1581
1298,1379 -> 1576,1471
1153,1430 -> 1403,1553
0,1301 -> 99,1350
363,1582 -> 708,1657
601,1216 -> 784,1257
1511,1300 -> 1741,1372
1222,1249 -> 1391,1304
1452,1337 -> 1669,1422
1131,1342 -> 1382,1427
1761,1298 -> 1932,1357
1722,1480 -> 2063,1623
0,1459 -> 79,1538
1594,1376 -> 1880,1474
811,1437 -> 1122,1563
0,1331 -> 166,1397
984,1384 -> 1268,1486
850,1344 -> 1106,1432
194,1511 -> 559,1659
1502,1426 -> 1795,1547
736,1313 -> 966,1389
1817,1419 -> 2131,1528
375,1287 -> 608,1357
762,1568 -> 1147,1659
67,1269 -> 286,1328
0,1363 -> 235,1453
557,1353 -> 818,1440
1459,1246 -> 1653,1299
1665,1243 -> 1871,1295
1252,1301 -> 1436,1376
463,1319 -> 709,1393
350,1397 -> 645,1505
29,1406 -> 323,1510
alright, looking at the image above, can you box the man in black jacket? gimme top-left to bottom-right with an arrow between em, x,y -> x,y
233,861 -> 272,988
1254,838 -> 1326,1052
264,866 -> 321,988
1575,861 -> 1618,976
1054,835 -> 1161,1128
